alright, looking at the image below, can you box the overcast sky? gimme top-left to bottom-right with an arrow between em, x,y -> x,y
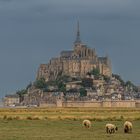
0,0 -> 140,97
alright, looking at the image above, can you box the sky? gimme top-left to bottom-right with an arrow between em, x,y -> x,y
0,0 -> 140,97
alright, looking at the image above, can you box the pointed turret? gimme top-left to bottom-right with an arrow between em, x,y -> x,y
74,21 -> 81,44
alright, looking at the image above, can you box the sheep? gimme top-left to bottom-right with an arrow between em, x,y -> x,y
105,123 -> 118,134
124,121 -> 132,133
82,120 -> 91,128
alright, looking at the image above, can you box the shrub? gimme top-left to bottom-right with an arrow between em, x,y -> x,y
26,116 -> 33,120
7,116 -> 13,120
3,115 -> 7,120
14,116 -> 21,120
120,115 -> 124,120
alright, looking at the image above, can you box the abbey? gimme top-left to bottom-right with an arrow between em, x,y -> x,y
37,23 -> 112,81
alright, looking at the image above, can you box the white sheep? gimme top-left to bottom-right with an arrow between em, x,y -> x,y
82,120 -> 91,128
124,121 -> 132,133
105,123 -> 118,134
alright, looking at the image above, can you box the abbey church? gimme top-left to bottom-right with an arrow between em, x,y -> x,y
37,23 -> 112,81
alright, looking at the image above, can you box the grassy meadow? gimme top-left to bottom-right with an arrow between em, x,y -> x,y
0,108 -> 139,140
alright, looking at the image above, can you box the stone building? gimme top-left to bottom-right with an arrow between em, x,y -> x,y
4,94 -> 20,106
22,85 -> 64,106
37,22 -> 112,81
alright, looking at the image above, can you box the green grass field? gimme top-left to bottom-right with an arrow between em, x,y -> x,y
0,120 -> 140,140
0,108 -> 139,140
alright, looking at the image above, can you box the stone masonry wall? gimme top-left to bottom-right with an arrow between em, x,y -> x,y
61,100 -> 136,108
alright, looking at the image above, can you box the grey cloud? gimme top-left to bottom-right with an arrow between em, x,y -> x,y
0,0 -> 140,97
0,0 -> 12,2
1,0 -> 140,22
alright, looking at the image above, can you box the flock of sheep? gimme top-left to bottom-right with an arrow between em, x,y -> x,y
82,120 -> 133,134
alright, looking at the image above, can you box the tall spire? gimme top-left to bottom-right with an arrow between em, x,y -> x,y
74,21 -> 81,44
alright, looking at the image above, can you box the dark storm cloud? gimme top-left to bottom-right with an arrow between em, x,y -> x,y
0,0 -> 140,97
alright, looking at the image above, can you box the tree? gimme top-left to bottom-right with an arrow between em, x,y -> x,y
58,81 -> 66,92
26,82 -> 32,90
125,80 -> 138,92
112,74 -> 138,92
103,75 -> 110,83
79,88 -> 87,97
112,74 -> 125,86
91,68 -> 100,76
34,78 -> 47,89
59,84 -> 66,92
16,89 -> 27,102
125,81 -> 133,87
133,86 -> 138,92
16,89 -> 27,96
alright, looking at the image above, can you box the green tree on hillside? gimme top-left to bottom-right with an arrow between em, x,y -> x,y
79,88 -> 87,97
16,89 -> 27,102
125,80 -> 138,92
34,78 -> 47,89
103,75 -> 110,83
91,68 -> 100,76
26,82 -> 32,90
112,74 -> 125,86
58,81 -> 66,92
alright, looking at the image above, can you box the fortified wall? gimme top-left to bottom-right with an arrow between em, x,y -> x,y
40,100 -> 139,108
62,100 -> 136,108
135,100 -> 140,108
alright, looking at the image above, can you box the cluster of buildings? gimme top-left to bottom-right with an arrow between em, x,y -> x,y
3,82 -> 140,107
3,23 -> 140,107
3,73 -> 140,107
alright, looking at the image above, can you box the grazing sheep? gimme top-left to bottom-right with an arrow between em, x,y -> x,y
82,120 -> 91,128
124,121 -> 132,133
105,123 -> 118,134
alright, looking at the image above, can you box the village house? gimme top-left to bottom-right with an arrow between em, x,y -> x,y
4,94 -> 20,107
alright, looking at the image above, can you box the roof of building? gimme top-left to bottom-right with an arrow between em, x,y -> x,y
5,94 -> 19,98
60,50 -> 74,58
98,57 -> 108,64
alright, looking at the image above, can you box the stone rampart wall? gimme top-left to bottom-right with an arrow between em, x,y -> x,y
135,100 -> 140,108
62,100 -> 136,108
39,100 -> 139,108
